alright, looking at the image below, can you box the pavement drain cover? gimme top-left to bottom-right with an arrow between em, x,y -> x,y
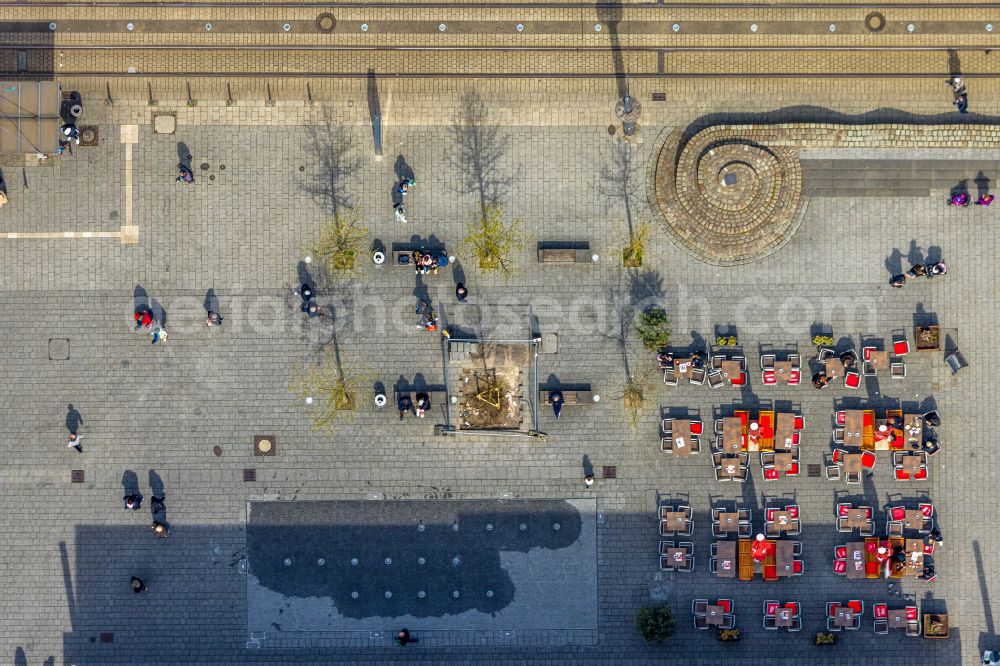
651,92 -> 666,102
807,464 -> 821,477
48,338 -> 69,361
79,126 -> 99,146
244,468 -> 257,482
200,162 -> 210,171
71,470 -> 84,483
602,466 -> 617,479
865,11 -> 886,33
99,632 -> 113,643
213,446 -> 222,457
255,435 -> 276,456
316,12 -> 336,32
607,125 -> 617,136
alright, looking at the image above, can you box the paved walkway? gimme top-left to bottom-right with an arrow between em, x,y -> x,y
0,77 -> 995,666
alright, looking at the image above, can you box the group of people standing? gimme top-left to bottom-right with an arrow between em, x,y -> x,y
889,261 -> 948,288
948,191 -> 992,207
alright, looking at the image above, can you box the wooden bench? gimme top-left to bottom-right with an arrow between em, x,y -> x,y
391,249 -> 447,269
539,388 -> 593,405
537,243 -> 592,264
738,539 -> 753,581
394,389 -> 447,410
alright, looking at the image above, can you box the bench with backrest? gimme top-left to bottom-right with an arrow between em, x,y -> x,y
539,388 -> 594,406
392,248 -> 448,269
537,243 -> 593,264
394,389 -> 447,412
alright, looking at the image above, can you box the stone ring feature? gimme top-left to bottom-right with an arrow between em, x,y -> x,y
865,11 -> 886,33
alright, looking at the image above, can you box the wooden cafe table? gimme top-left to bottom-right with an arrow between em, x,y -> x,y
664,547 -> 688,569
775,608 -> 795,628
775,540 -> 796,577
720,360 -> 742,384
843,453 -> 863,478
888,609 -> 910,629
715,540 -> 736,578
902,510 -> 927,530
825,357 -> 844,379
843,410 -> 864,447
903,414 -> 924,448
770,511 -> 795,532
899,455 -> 924,476
673,357 -> 695,380
716,512 -> 741,535
832,607 -> 856,628
722,417 -> 743,454
773,361 -> 795,384
718,458 -> 743,479
670,420 -> 694,456
846,542 -> 866,579
846,508 -> 869,529
773,452 -> 796,473
774,412 -> 796,450
661,511 -> 687,534
705,604 -> 726,625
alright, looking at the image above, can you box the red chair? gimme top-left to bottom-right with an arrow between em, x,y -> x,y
837,503 -> 851,517
762,370 -> 776,385
847,600 -> 864,614
836,411 -> 846,425
791,432 -> 800,446
919,503 -> 934,517
895,469 -> 910,481
691,421 -> 704,435
827,602 -> 840,617
718,599 -> 732,613
793,560 -> 803,575
923,541 -> 936,555
764,468 -> 778,480
766,508 -> 775,522
914,468 -> 928,480
765,601 -> 780,616
737,412 -> 749,426
788,370 -> 800,385
861,452 -> 876,469
890,506 -> 905,521
794,415 -> 804,430
845,371 -> 861,388
874,603 -> 888,619
890,438 -> 905,450
905,607 -> 918,620
764,565 -> 777,579
893,339 -> 910,356
834,545 -> 847,559
731,372 -> 746,386
787,463 -> 799,476
833,449 -> 847,464
785,602 -> 800,616
834,560 -> 847,574
788,506 -> 799,519
865,561 -> 879,576
862,412 -> 874,427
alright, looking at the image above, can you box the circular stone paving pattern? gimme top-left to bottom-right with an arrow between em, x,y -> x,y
651,128 -> 803,265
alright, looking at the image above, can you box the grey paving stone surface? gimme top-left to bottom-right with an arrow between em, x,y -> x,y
0,91 -> 995,666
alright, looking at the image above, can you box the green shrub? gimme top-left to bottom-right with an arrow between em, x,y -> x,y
635,604 -> 676,644
636,306 -> 671,351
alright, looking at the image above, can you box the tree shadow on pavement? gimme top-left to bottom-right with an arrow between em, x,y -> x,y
596,141 -> 643,238
302,113 -> 362,217
448,89 -> 514,214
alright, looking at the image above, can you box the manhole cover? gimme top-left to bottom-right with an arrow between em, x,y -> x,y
243,468 -> 257,482
209,175 -> 216,181
316,12 -> 336,32
71,470 -> 85,483
807,464 -> 821,478
48,338 -> 69,361
213,445 -> 222,457
200,162 -> 210,171
254,435 -> 276,456
602,465 -> 617,479
607,125 -> 617,136
79,125 -> 99,146
865,11 -> 886,33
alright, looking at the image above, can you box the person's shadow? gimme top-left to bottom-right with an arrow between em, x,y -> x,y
884,248 -> 903,276
204,288 -> 220,315
149,469 -> 165,498
976,171 -> 991,199
177,142 -> 192,170
65,404 -> 82,434
133,284 -> 150,314
149,298 -> 167,328
394,154 -> 415,183
582,454 -> 594,478
122,470 -> 141,498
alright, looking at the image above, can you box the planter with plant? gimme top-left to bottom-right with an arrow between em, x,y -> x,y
812,335 -> 835,348
620,373 -> 649,429
636,306 -> 671,351
464,204 -> 522,281
715,335 -> 738,348
312,207 -> 368,277
915,325 -> 941,352
718,629 -> 741,642
815,631 -> 836,645
622,222 -> 650,268
634,604 -> 676,644
289,350 -> 371,430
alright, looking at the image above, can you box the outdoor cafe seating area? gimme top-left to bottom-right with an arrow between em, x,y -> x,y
832,501 -> 938,581
707,409 -> 804,482
826,407 -> 940,483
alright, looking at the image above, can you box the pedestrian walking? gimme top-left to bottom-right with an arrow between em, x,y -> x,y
584,473 -> 595,489
456,283 -> 468,302
948,192 -> 970,206
59,123 -> 80,145
907,264 -> 927,278
396,178 -> 415,197
889,273 -> 907,288
124,493 -> 143,510
134,310 -> 153,330
151,520 -> 170,538
396,629 -> 418,646
149,323 -> 168,344
177,164 -> 194,183
150,495 -> 166,514
394,202 -> 407,224
130,576 -> 147,593
976,193 -> 995,206
67,433 -> 82,453
926,261 -> 948,277
298,283 -> 314,302
205,310 -> 223,326
304,302 -> 326,318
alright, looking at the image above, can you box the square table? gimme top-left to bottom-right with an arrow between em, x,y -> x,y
770,510 -> 793,530
715,540 -> 736,578
720,360 -> 742,383
903,414 -> 924,448
773,361 -> 795,384
846,542 -> 867,579
705,605 -> 726,625
673,357 -> 694,380
899,455 -> 924,476
660,512 -> 687,534
717,512 -> 740,534
887,609 -> 910,629
670,420 -> 693,456
774,412 -> 796,449
844,453 -> 863,477
846,508 -> 870,529
825,357 -> 844,379
665,547 -> 688,568
722,417 -> 743,454
843,410 -> 864,445
868,350 -> 890,372
773,452 -> 796,472
902,510 -> 927,530
775,541 -> 796,577
776,608 -> 794,628
833,608 -> 856,628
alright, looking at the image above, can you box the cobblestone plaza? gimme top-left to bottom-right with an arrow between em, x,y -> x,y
1,4 -> 1000,666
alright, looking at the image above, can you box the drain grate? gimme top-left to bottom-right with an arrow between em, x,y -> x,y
71,470 -> 84,483
651,92 -> 666,102
807,464 -> 821,478
602,466 -> 617,479
243,468 -> 256,482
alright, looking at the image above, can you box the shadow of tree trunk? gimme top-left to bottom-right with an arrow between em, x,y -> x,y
301,112 -> 362,217
449,89 -> 514,216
